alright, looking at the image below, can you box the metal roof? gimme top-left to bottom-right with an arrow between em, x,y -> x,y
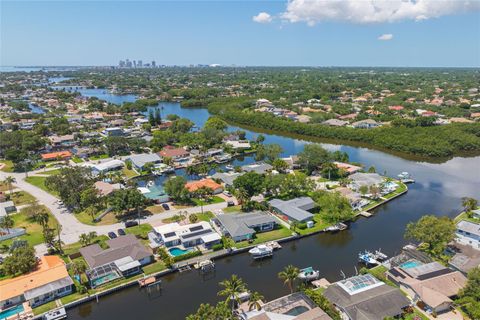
24,277 -> 73,300
216,211 -> 277,238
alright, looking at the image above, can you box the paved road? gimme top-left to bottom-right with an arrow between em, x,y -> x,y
0,170 -> 228,244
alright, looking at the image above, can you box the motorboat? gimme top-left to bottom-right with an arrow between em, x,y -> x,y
225,164 -> 234,171
147,180 -> 155,187
248,245 -> 273,259
298,267 -> 320,281
44,307 -> 67,320
374,249 -> 388,261
398,172 -> 415,183
358,251 -> 378,265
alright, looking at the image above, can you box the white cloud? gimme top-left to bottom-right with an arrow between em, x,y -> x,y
280,0 -> 480,25
378,33 -> 393,40
253,12 -> 273,24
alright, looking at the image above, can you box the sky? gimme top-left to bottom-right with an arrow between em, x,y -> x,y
1,0 -> 480,67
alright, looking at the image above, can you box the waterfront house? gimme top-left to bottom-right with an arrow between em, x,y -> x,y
323,274 -> 410,320
349,173 -> 384,191
225,140 -> 251,150
386,261 -> 467,314
333,162 -> 362,175
127,153 -> 161,171
0,201 -> 16,218
158,146 -> 190,161
40,151 -> 72,161
268,197 -> 315,223
322,119 -> 349,127
153,221 -> 221,249
241,162 -> 273,174
472,208 -> 480,219
103,127 -> 124,137
94,181 -> 123,196
213,211 -> 278,242
0,256 -> 73,310
456,220 -> 480,249
86,159 -> 124,174
448,242 -> 480,275
211,171 -> 244,187
239,292 -> 332,320
48,134 -> 76,149
185,178 -> 223,194
80,234 -> 153,288
351,119 -> 381,129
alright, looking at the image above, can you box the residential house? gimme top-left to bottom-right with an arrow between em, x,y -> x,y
153,221 -> 221,249
0,201 -> 16,218
472,209 -> 480,219
333,162 -> 362,175
211,172 -> 244,187
158,146 -> 190,161
40,151 -> 72,161
80,234 -> 153,288
127,153 -> 162,171
185,178 -> 223,194
323,274 -> 410,320
322,119 -> 349,127
448,242 -> 480,275
351,119 -> 381,129
386,261 -> 467,314
456,220 -> 480,249
349,173 -> 384,191
0,256 -> 73,310
213,211 -> 278,242
240,292 -> 332,320
241,162 -> 273,174
225,140 -> 251,150
87,159 -> 124,174
48,134 -> 76,149
94,181 -> 122,196
103,127 -> 124,136
269,197 -> 316,223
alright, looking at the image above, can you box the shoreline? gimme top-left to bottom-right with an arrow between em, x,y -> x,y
32,182 -> 409,319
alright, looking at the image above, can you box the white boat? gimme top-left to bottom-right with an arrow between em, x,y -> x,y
147,180 -> 154,187
248,245 -> 273,259
225,164 -> 234,171
398,172 -> 415,183
44,307 -> 67,320
374,249 -> 388,261
298,267 -> 320,281
358,251 -> 379,265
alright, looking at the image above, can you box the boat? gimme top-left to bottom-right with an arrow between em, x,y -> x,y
225,164 -> 234,171
398,172 -> 415,183
358,251 -> 379,265
147,180 -> 154,187
43,307 -> 67,320
374,249 -> 388,261
323,222 -> 348,232
298,267 -> 320,281
248,245 -> 273,259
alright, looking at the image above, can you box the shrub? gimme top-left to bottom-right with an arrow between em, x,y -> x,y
172,250 -> 202,262
212,243 -> 224,251
297,222 -> 307,230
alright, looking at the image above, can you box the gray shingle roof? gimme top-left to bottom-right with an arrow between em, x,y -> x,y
216,211 -> 277,238
269,197 -> 315,222
128,153 -> 161,168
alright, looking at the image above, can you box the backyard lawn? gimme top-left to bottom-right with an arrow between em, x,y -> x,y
192,196 -> 224,206
122,167 -> 139,178
62,235 -> 110,257
125,224 -> 153,239
454,210 -> 480,224
11,191 -> 35,206
296,214 -> 333,236
235,224 -> 292,248
0,206 -> 59,247
222,205 -> 241,213
0,160 -> 14,172
25,176 -> 59,196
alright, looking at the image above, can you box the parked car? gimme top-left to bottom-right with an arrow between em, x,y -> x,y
223,191 -> 232,197
117,229 -> 126,236
124,220 -> 138,228
108,232 -> 117,239
227,201 -> 235,207
162,203 -> 170,210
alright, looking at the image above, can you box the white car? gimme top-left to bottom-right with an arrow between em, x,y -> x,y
223,191 -> 232,197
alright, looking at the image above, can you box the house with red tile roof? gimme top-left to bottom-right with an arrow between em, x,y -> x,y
185,178 -> 223,194
40,151 -> 72,161
158,146 -> 190,160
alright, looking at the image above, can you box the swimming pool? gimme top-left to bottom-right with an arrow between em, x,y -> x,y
91,272 -> 120,287
0,304 -> 24,320
168,247 -> 192,257
400,260 -> 422,269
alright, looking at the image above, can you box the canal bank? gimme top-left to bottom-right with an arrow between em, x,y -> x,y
62,91 -> 480,320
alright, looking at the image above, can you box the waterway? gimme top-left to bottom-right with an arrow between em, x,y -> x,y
63,88 -> 480,320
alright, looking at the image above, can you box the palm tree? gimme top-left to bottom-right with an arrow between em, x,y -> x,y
235,188 -> 248,205
248,291 -> 264,311
71,260 -> 87,280
218,275 -> 247,311
0,215 -> 14,234
278,265 -> 299,294
3,176 -> 16,197
462,197 -> 478,217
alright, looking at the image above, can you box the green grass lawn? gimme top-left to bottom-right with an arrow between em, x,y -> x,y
146,205 -> 165,215
0,206 -> 59,247
32,301 -> 57,315
196,211 -> 214,222
11,191 -> 35,206
74,209 -> 119,226
142,260 -> 167,274
235,224 -> 292,248
40,169 -> 61,175
25,176 -> 59,196
62,235 -> 109,257
72,156 -> 84,163
122,167 -> 139,178
366,265 -> 397,287
89,154 -> 109,160
125,224 -> 152,239
222,205 -> 242,213
402,310 -> 429,320
0,160 -> 14,172
296,214 -> 333,236
454,211 -> 480,224
192,196 -> 225,206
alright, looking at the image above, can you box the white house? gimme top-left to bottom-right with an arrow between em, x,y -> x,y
456,220 -> 480,249
153,221 -> 221,249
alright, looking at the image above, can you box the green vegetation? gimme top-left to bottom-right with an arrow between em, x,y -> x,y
125,223 -> 152,239
456,267 -> 480,320
10,191 -> 35,206
0,160 -> 14,172
235,225 -> 292,248
191,195 -> 224,206
71,156 -> 84,163
25,176 -> 58,196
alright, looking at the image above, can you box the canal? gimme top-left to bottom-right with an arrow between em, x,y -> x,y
64,89 -> 480,320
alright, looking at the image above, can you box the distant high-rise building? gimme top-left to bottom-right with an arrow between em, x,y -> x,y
119,60 -> 125,68
126,59 -> 132,68
151,61 -> 156,68
138,60 -> 143,67
133,60 -> 137,68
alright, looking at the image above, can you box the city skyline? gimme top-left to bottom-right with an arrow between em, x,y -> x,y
1,1 -> 480,67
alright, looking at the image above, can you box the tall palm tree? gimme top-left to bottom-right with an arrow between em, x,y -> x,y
278,265 -> 299,294
0,215 -> 14,234
3,176 -> 16,197
248,291 -> 264,311
218,275 -> 247,312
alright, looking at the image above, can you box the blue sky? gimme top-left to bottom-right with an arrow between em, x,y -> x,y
1,1 -> 479,67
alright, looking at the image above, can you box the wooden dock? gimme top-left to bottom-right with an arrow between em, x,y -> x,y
358,211 -> 372,218
138,276 -> 156,288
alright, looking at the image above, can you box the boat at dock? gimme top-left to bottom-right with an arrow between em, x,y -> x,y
373,249 -> 388,261
264,241 -> 282,250
43,307 -> 67,320
194,259 -> 215,272
298,267 -> 320,281
398,172 -> 415,183
147,180 -> 154,187
248,245 -> 273,259
225,164 -> 234,171
324,222 -> 348,232
358,251 -> 379,265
